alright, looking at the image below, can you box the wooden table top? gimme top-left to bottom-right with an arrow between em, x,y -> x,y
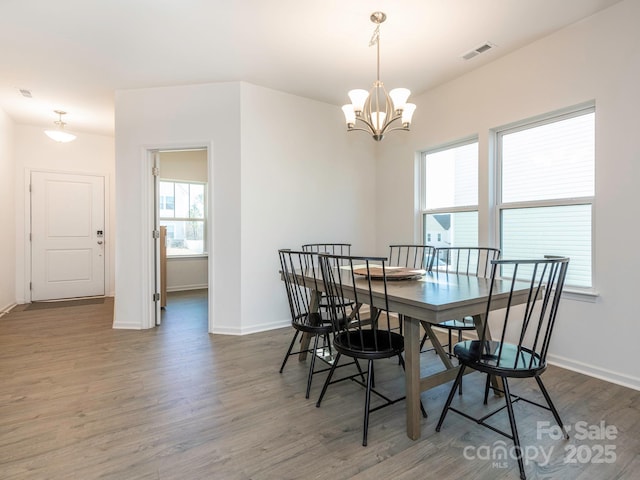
298,267 -> 529,324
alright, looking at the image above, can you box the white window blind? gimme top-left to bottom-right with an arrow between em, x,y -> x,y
424,142 -> 478,209
502,113 -> 594,203
498,108 -> 595,288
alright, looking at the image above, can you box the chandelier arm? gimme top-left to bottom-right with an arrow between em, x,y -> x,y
353,116 -> 378,134
381,125 -> 411,134
348,126 -> 377,135
376,111 -> 404,136
362,83 -> 392,135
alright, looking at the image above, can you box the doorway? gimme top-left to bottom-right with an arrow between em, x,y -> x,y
30,171 -> 105,301
154,148 -> 209,332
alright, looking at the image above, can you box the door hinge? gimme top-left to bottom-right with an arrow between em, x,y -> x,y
29,282 -> 32,290
29,184 -> 32,192
152,166 -> 159,176
152,230 -> 160,239
29,233 -> 32,242
153,293 -> 160,302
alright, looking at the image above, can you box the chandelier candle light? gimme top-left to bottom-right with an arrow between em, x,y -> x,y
342,11 -> 416,141
44,110 -> 77,143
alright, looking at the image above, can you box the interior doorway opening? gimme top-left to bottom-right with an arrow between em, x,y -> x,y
161,289 -> 208,333
154,148 -> 210,333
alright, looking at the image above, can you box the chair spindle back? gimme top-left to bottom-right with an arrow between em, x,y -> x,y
433,247 -> 501,278
388,244 -> 435,269
319,254 -> 397,355
479,257 -> 569,371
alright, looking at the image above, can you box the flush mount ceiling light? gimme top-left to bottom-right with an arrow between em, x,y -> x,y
44,110 -> 77,143
342,11 -> 416,142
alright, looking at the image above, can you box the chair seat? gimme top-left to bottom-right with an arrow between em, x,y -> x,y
438,317 -> 476,330
293,312 -> 347,334
334,330 -> 404,360
318,294 -> 354,309
454,340 -> 545,378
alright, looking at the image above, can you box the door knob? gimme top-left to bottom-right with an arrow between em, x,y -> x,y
97,240 -> 103,245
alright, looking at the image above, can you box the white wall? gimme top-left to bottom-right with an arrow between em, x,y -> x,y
114,81 -> 376,333
114,82 -> 242,331
160,149 -> 208,181
376,0 -> 640,389
165,257 -> 207,292
0,109 -> 15,313
239,83 -> 376,333
13,124 -> 115,304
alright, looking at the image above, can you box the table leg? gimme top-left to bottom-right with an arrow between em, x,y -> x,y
403,316 -> 421,440
420,321 -> 455,369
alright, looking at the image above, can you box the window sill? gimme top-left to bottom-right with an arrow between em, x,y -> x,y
167,254 -> 209,260
562,287 -> 599,303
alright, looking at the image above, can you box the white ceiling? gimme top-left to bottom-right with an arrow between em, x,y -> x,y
0,0 -> 622,137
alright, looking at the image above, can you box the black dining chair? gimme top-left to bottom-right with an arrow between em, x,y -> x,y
436,256 -> 570,480
278,249 -> 355,399
422,247 -> 501,355
316,253 -> 427,446
301,243 -> 351,256
302,243 -> 354,310
388,244 -> 435,270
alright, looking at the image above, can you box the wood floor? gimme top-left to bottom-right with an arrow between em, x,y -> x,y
1,290 -> 638,479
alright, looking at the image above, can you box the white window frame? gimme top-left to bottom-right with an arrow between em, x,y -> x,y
419,137 -> 479,246
159,178 -> 208,257
494,104 -> 595,293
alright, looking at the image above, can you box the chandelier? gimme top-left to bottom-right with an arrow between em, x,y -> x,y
342,12 -> 416,142
44,110 -> 77,143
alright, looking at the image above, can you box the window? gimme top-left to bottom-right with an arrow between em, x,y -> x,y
420,139 -> 479,248
497,107 -> 594,288
159,180 -> 206,256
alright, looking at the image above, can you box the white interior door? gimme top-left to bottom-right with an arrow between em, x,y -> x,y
31,171 -> 105,301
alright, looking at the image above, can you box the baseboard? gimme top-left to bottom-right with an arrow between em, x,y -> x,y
210,326 -> 242,335
167,284 -> 207,293
111,321 -> 142,330
212,319 -> 290,336
547,353 -> 640,392
0,302 -> 17,318
241,319 -> 290,335
423,326 -> 640,392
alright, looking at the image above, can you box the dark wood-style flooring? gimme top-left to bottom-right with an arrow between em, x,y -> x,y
1,290 -> 638,479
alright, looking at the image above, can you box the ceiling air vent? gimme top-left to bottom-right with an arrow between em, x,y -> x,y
19,88 -> 32,98
461,42 -> 496,61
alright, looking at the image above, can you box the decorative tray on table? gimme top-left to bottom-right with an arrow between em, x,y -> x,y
352,266 -> 426,281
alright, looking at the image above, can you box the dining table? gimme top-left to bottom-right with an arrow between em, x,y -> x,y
291,264 -> 533,441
